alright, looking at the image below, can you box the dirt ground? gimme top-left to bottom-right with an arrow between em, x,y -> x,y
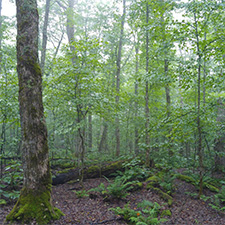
1,177 -> 225,225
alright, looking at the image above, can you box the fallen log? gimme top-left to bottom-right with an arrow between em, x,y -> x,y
52,160 -> 126,185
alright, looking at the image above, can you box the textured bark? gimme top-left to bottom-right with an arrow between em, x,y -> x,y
145,1 -> 150,166
115,0 -> 126,157
88,114 -> 92,150
40,0 -> 51,74
6,0 -> 63,223
66,0 -> 77,65
99,120 -> 108,152
165,60 -> 171,118
134,44 -> 139,155
194,12 -> 203,198
52,160 -> 130,185
0,0 -> 2,73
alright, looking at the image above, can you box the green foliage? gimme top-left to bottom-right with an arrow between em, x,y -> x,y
73,189 -> 89,198
106,177 -> 134,199
110,200 -> 168,225
115,159 -> 150,182
89,182 -> 106,195
0,160 -> 23,204
210,184 -> 225,212
147,171 -> 176,195
89,176 -> 135,200
3,160 -> 23,187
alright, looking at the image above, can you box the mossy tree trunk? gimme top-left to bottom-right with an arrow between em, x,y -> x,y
6,0 -> 63,224
0,0 -> 2,74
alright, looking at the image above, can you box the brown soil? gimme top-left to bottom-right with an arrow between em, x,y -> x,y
1,177 -> 225,225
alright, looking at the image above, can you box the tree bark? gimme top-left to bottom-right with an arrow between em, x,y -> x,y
134,44 -> 139,155
194,12 -> 203,198
67,0 -> 77,64
40,0 -> 51,74
6,0 -> 63,223
0,0 -> 2,73
52,160 -> 132,185
145,1 -> 150,166
115,0 -> 126,157
99,119 -> 108,152
88,114 -> 92,150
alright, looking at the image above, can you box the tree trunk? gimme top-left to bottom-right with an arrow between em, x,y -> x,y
6,0 -> 63,223
214,100 -> 225,170
52,160 -> 136,185
40,0 -> 51,74
145,1 -> 150,166
88,114 -> 92,150
0,0 -> 2,73
99,119 -> 108,152
115,0 -> 126,157
67,0 -> 76,64
134,44 -> 139,155
194,12 -> 203,198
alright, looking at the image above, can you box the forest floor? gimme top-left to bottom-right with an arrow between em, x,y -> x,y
1,175 -> 225,225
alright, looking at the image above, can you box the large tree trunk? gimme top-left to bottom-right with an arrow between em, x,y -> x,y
0,0 -> 2,73
6,0 -> 63,223
52,160 -> 133,185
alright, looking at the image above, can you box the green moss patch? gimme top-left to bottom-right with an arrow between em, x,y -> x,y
176,174 -> 196,185
147,185 -> 173,206
6,188 -> 64,224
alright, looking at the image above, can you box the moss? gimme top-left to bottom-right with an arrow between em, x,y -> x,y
6,188 -> 64,224
57,168 -> 73,174
129,182 -> 143,192
176,174 -> 196,185
33,62 -> 41,75
147,185 -> 173,206
104,160 -> 123,171
204,183 -> 219,193
161,209 -> 172,217
146,175 -> 159,184
87,165 -> 101,174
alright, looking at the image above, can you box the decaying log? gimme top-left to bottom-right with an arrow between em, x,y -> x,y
52,160 -> 126,185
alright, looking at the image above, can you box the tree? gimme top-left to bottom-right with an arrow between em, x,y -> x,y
0,0 -> 2,72
145,0 -> 150,166
115,0 -> 126,157
40,0 -> 51,74
6,0 -> 63,223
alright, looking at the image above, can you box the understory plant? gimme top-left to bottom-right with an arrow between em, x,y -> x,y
0,160 -> 22,204
210,183 -> 225,211
73,189 -> 89,198
147,171 -> 176,195
110,200 -> 168,225
89,176 -> 135,200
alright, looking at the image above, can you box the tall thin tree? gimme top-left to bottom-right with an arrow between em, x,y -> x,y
145,0 -> 150,166
115,0 -> 126,157
41,0 -> 51,74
